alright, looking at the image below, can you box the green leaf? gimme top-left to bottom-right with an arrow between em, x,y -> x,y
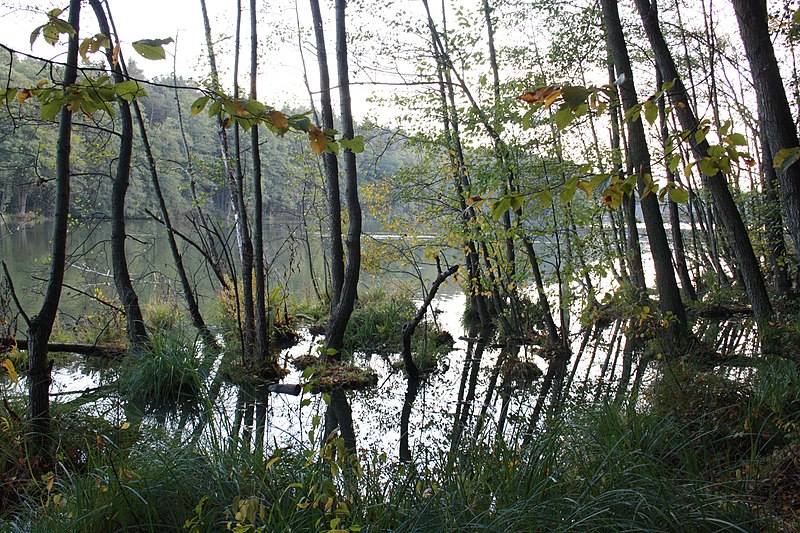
554,106 -> 574,130
537,189 -> 552,207
643,101 -> 658,125
560,176 -> 579,205
132,37 -> 174,60
245,98 -> 266,116
625,104 -> 641,123
728,132 -> 747,146
41,99 -> 62,121
668,187 -> 689,204
340,135 -> 365,153
561,85 -> 590,108
208,99 -> 222,117
49,18 -> 75,37
288,114 -> 312,132
590,173 -> 612,193
491,198 -> 511,221
698,157 -> 717,176
30,25 -> 44,46
42,24 -> 59,46
114,80 -> 146,101
695,128 -> 708,144
521,107 -> 535,129
684,161 -> 696,178
0,88 -> 18,103
668,152 -> 681,172
774,147 -> 800,173
191,96 -> 209,115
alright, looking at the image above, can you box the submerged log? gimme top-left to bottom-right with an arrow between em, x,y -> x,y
267,383 -> 303,396
0,338 -> 126,359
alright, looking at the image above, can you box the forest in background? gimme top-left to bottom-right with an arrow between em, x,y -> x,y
2,0 -> 800,530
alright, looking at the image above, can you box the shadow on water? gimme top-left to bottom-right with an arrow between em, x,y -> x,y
9,288 -> 762,467
399,374 -> 420,463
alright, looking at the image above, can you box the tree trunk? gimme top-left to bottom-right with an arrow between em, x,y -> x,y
634,0 -> 773,322
600,0 -> 688,340
731,0 -> 800,266
609,57 -> 647,291
401,264 -> 459,379
760,128 -> 794,297
657,69 -> 697,301
232,0 -> 257,362
199,0 -> 254,358
250,0 -> 269,360
309,0 -> 344,315
422,0 -> 492,328
89,0 -> 149,348
27,0 -> 80,456
325,0 -> 363,354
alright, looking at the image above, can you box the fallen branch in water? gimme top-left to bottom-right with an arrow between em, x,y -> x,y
402,261 -> 459,379
1,338 -> 126,359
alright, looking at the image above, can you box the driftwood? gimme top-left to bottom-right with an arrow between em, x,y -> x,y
402,263 -> 459,379
267,383 -> 303,396
0,338 -> 126,359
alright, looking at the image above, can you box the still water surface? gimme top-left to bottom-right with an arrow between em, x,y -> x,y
1,220 -> 758,460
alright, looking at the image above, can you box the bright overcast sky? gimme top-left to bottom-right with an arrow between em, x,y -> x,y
0,0 -> 366,115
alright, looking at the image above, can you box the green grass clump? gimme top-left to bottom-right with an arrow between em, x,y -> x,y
143,297 -> 182,331
215,280 -> 299,354
7,338 -> 797,530
343,288 -> 416,352
118,330 -> 210,409
3,393 -> 773,532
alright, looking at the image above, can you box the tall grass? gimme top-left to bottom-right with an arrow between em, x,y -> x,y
118,329 -> 211,409
4,394 -> 771,532
7,341 -> 799,530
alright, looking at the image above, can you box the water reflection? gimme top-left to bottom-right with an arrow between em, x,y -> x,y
325,390 -> 357,454
2,255 -> 762,470
399,374 -> 420,463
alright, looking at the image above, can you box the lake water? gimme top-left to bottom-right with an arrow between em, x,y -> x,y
0,219 -> 757,461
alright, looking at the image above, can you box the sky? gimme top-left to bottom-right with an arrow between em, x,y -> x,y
0,0 -> 369,116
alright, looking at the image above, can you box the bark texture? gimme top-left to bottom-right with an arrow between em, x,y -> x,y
635,0 -> 773,322
600,0 -> 688,338
731,0 -> 800,265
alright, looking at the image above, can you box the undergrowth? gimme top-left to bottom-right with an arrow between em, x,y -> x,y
4,338 -> 800,530
117,329 -> 212,410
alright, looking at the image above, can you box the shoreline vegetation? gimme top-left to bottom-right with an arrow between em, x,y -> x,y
3,285 -> 800,529
3,0 -> 800,529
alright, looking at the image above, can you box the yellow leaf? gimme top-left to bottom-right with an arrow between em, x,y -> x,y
269,109 -> 288,130
232,100 -> 249,117
1,358 -> 18,385
120,421 -> 130,430
17,89 -> 32,104
576,181 -> 593,196
516,85 -> 561,107
309,126 -> 327,155
112,42 -> 120,68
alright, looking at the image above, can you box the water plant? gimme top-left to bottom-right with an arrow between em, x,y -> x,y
2,393 -> 772,532
117,329 -> 211,409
